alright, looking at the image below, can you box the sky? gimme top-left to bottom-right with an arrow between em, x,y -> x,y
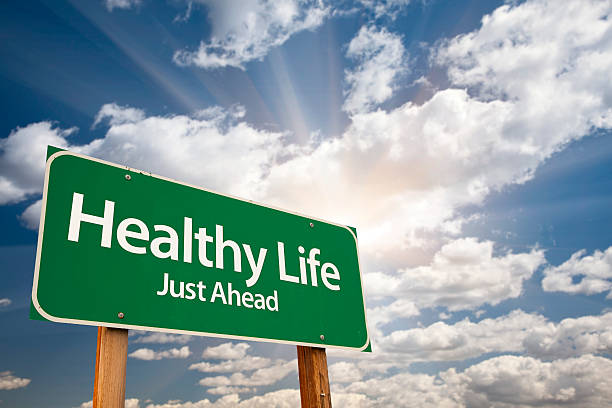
1,0 -> 612,407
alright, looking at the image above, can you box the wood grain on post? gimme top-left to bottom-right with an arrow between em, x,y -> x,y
93,327 -> 129,408
297,346 -> 332,408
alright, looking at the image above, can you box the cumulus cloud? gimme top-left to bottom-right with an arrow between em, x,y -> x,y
329,361 -> 364,384
144,389 -> 300,408
190,356 -> 272,373
334,354 -> 612,408
438,311 -> 451,320
19,199 -> 42,230
112,354 -> 612,407
522,312 -> 612,359
201,342 -> 250,360
457,354 -> 612,408
336,370 -> 462,407
103,0 -> 141,12
92,103 -> 145,127
131,332 -> 193,345
362,310 -> 612,367
206,386 -> 255,396
141,390 -> 413,407
6,0 -> 612,264
332,309 -> 612,373
198,360 -> 297,388
1,1 -> 610,259
366,298 -> 419,337
436,0 -> 612,135
104,353 -> 612,407
0,122 -> 74,205
0,104 -> 287,217
173,0 -> 328,69
379,309 -> 544,361
258,0 -> 612,260
0,371 -> 30,390
366,238 -> 545,311
542,246 -> 612,297
359,0 -> 413,19
343,26 -> 406,114
0,298 -> 11,307
129,346 -> 191,360
192,343 -> 296,394
79,398 -> 140,408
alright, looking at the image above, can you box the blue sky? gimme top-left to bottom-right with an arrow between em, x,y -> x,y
1,0 -> 612,407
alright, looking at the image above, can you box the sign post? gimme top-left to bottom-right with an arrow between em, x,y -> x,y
93,327 -> 128,408
31,148 -> 370,407
297,346 -> 332,408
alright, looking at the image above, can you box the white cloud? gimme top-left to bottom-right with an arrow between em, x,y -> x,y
79,398 -> 140,408
258,0 -> 612,262
132,332 -> 193,345
378,309 -> 546,362
456,354 -> 612,408
331,309 -> 612,372
144,389 -> 300,408
343,26 -> 406,114
198,360 -> 297,388
329,361 -> 364,384
0,298 -> 11,307
438,312 -> 451,320
436,0 -> 612,138
129,346 -> 191,360
359,0 -> 413,19
207,386 -> 255,395
366,238 -> 545,311
85,103 -> 285,199
335,354 -> 612,408
0,371 -> 30,390
85,353 -> 612,407
0,122 -> 74,205
192,344 -> 295,393
19,199 -> 42,230
1,0 -> 610,261
366,298 -> 419,338
0,104 -> 287,215
228,389 -> 299,407
201,342 -> 250,360
373,310 -> 612,364
336,371 -> 461,408
103,0 -> 141,12
522,312 -> 612,359
132,354 -> 612,407
190,356 -> 272,373
92,103 -> 145,127
6,0 -> 612,267
173,0 -> 328,69
542,246 -> 612,296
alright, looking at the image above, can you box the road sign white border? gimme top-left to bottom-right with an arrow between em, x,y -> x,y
31,149 -> 371,352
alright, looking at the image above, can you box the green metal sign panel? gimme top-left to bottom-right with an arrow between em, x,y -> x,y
31,149 -> 370,351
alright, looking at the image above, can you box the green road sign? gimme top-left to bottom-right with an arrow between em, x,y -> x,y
31,148 -> 370,351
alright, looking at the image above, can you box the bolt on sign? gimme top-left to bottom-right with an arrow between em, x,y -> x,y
31,147 -> 370,351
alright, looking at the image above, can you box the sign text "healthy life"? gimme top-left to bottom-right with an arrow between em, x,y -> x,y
66,193 -> 342,291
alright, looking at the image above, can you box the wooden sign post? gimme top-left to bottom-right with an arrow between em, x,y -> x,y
93,327 -> 129,408
297,346 -> 332,408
